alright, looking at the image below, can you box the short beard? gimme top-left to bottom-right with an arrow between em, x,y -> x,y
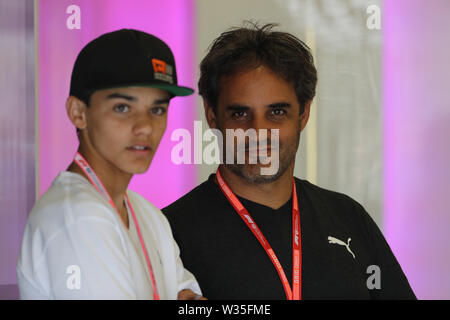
226,161 -> 290,185
224,131 -> 300,185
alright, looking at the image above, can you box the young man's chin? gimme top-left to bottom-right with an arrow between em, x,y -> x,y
120,151 -> 155,174
118,160 -> 153,175
129,163 -> 153,175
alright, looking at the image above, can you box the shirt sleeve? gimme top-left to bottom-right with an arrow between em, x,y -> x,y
355,202 -> 417,299
18,211 -> 137,299
17,266 -> 48,300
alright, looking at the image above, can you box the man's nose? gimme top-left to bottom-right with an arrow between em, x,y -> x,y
248,114 -> 274,140
249,113 -> 271,131
133,114 -> 153,136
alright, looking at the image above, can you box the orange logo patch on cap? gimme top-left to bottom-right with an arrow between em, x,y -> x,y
152,59 -> 166,74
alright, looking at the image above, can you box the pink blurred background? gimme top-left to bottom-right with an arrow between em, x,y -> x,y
383,0 -> 450,300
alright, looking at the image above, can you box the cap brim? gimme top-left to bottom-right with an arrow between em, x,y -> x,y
81,83 -> 194,98
143,83 -> 194,97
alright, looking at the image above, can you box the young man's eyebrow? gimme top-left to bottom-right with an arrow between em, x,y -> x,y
105,93 -> 170,105
154,97 -> 171,105
106,92 -> 137,101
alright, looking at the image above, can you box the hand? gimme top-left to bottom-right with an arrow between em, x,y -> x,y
177,289 -> 207,300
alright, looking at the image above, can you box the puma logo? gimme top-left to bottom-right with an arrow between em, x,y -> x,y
328,236 -> 356,259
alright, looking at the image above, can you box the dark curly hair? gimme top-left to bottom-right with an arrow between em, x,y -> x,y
198,22 -> 317,115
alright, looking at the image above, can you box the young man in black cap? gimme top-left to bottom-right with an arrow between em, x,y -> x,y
163,24 -> 416,299
17,29 -> 204,300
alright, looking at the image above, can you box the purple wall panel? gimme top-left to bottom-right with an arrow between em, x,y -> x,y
0,0 -> 35,293
383,0 -> 450,299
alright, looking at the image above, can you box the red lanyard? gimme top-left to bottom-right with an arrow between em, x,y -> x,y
74,152 -> 160,300
216,168 -> 302,300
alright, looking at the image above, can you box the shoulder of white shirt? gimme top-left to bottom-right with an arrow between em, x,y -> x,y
27,171 -> 164,240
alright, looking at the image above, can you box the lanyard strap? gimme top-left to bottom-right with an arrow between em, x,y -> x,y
74,152 -> 160,300
216,168 -> 302,300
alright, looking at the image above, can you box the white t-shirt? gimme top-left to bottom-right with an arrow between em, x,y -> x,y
17,171 -> 201,299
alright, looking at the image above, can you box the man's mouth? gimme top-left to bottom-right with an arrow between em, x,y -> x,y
127,144 -> 151,154
129,145 -> 149,150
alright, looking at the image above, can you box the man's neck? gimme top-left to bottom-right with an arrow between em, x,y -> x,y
217,164 -> 295,210
67,147 -> 132,224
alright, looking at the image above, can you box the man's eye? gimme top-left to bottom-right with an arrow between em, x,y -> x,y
113,104 -> 130,113
232,111 -> 247,118
271,109 -> 286,116
152,106 -> 167,116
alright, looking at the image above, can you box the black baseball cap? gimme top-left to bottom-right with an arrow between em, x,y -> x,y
69,29 -> 194,101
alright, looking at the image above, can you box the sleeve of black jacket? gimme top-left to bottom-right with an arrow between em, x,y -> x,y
354,200 -> 416,299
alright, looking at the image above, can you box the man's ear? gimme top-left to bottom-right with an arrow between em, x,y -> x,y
66,96 -> 87,131
203,98 -> 218,129
300,100 -> 312,132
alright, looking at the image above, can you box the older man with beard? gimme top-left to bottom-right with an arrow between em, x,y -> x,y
163,24 -> 415,300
